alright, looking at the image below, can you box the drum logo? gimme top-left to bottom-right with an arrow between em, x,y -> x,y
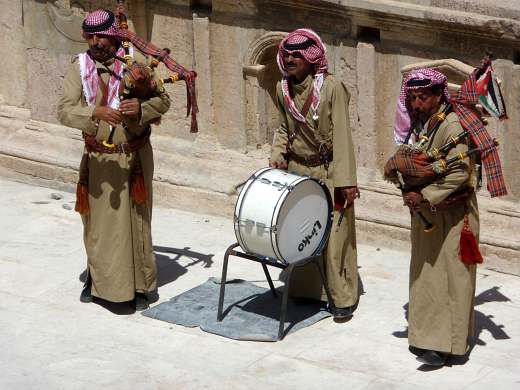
298,220 -> 322,252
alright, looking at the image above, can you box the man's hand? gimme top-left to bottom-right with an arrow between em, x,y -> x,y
339,186 -> 360,207
403,191 -> 424,212
119,98 -> 141,120
269,160 -> 288,170
92,106 -> 123,127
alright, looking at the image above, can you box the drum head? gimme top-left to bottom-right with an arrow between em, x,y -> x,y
274,179 -> 331,263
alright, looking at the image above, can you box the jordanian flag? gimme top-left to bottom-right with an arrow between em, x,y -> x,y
475,65 -> 508,120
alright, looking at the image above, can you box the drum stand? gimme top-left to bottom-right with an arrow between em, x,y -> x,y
216,243 -> 335,340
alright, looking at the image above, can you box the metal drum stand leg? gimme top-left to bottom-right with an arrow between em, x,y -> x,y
217,244 -> 335,340
217,243 -> 238,321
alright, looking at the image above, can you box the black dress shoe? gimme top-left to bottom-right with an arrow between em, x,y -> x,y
134,293 -> 149,311
332,306 -> 354,320
80,283 -> 93,303
416,350 -> 447,367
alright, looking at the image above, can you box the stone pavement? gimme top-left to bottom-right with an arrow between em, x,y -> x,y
1,177 -> 519,390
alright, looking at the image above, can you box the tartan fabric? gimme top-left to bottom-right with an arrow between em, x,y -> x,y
276,29 -> 327,124
117,29 -> 199,133
451,59 -> 507,197
384,145 -> 436,189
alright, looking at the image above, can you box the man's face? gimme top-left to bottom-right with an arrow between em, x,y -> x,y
86,34 -> 118,62
284,52 -> 313,82
408,87 -> 442,122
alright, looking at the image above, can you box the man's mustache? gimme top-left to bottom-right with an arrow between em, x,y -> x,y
92,44 -> 108,53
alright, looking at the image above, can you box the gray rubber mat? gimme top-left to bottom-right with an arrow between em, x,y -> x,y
142,277 -> 331,341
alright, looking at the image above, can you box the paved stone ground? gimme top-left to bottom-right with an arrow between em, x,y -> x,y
1,177 -> 519,390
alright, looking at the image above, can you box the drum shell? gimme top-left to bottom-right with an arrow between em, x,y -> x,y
234,168 -> 332,264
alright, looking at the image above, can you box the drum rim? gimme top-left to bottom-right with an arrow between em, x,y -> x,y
271,176 -> 333,263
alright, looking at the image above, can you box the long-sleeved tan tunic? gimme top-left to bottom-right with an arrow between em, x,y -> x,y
270,74 -> 358,308
57,51 -> 170,302
408,106 -> 478,355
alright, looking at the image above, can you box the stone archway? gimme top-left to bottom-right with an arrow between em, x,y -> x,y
243,32 -> 287,149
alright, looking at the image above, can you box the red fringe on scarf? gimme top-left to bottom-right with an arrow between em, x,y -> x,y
75,183 -> 90,215
459,214 -> 483,264
131,174 -> 148,205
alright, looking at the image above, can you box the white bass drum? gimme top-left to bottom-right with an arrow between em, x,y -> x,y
234,168 -> 332,264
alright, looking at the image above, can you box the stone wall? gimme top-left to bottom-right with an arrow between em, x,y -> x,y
0,0 -> 519,273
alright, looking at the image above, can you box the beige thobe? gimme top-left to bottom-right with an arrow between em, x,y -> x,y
408,107 -> 478,355
270,74 -> 359,308
57,52 -> 171,302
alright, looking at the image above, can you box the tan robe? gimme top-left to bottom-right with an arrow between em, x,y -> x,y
408,107 -> 478,355
270,74 -> 358,308
57,52 -> 171,302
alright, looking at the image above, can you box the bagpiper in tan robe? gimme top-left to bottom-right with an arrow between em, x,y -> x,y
270,73 -> 359,309
408,105 -> 478,356
57,51 -> 171,303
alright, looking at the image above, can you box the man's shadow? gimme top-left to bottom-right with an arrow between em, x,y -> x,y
78,246 -> 214,315
392,286 -> 511,366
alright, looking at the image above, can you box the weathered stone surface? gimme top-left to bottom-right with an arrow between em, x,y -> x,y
0,0 -> 519,273
0,0 -> 26,107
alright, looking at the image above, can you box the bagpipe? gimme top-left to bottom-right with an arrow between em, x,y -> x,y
384,54 -> 507,233
103,0 -> 198,148
384,122 -> 500,193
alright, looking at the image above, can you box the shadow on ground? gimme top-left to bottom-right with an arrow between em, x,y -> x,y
392,286 -> 511,366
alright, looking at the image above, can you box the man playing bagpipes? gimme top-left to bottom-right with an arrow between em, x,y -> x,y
57,6 -> 197,311
385,58 -> 508,366
269,29 -> 359,320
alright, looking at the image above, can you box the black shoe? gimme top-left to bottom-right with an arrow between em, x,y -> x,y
332,306 -> 354,320
409,346 -> 426,356
134,293 -> 149,311
80,283 -> 93,303
416,350 -> 447,367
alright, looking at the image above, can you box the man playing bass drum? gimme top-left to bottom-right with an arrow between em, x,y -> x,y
269,28 -> 360,320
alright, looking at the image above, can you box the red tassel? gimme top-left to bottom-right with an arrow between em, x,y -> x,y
459,214 -> 483,264
334,188 -> 346,211
75,183 -> 90,215
131,174 -> 148,205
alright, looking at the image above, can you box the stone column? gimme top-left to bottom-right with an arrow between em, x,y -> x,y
192,14 -> 214,140
243,65 -> 266,148
503,63 -> 520,199
356,41 -> 377,181
129,0 -> 148,38
0,0 -> 26,106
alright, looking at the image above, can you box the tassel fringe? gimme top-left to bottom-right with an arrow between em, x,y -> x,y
459,214 -> 483,264
75,183 -> 90,215
131,174 -> 148,205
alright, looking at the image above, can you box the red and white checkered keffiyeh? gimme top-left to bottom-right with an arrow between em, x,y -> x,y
394,68 -> 451,144
82,9 -> 119,38
78,9 -> 129,109
78,46 -> 128,109
277,29 -> 328,124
